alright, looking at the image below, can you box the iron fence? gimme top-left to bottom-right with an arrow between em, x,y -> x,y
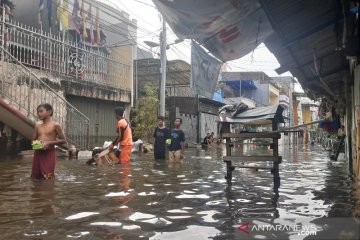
1,19 -> 131,90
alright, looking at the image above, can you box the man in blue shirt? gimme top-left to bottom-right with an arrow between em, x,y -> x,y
168,118 -> 185,161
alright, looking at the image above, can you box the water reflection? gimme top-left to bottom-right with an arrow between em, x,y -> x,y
0,142 -> 359,239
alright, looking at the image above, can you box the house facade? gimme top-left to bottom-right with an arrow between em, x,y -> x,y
0,0 -> 136,150
220,71 -> 281,107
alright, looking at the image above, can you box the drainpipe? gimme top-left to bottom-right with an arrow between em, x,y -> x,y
344,75 -> 352,171
131,44 -> 137,108
197,94 -> 200,143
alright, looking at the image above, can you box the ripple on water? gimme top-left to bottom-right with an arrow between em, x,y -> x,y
236,199 -> 252,203
176,194 -> 210,199
65,212 -> 99,220
122,225 -> 141,230
141,217 -> 172,225
198,210 -> 219,223
90,222 -> 122,226
66,232 -> 90,238
105,192 -> 129,197
183,190 -> 196,194
167,209 -> 189,213
138,192 -> 156,196
210,190 -> 224,194
167,215 -> 192,219
206,200 -> 227,206
24,230 -> 48,237
150,225 -> 220,240
0,145 -> 359,240
129,212 -> 156,221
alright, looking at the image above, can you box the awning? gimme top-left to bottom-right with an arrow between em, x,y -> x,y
153,0 -> 351,100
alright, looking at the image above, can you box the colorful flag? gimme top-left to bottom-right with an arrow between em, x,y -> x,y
88,4 -> 94,45
96,7 -> 100,46
81,0 -> 88,39
70,0 -> 81,34
57,0 -> 69,30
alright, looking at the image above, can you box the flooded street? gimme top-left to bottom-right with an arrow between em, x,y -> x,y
0,141 -> 359,239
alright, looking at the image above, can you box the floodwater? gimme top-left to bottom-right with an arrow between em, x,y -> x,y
0,140 -> 359,240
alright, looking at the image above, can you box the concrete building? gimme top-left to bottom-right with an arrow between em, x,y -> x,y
220,71 -> 281,107
272,76 -> 297,127
0,0 -> 136,150
293,92 -> 319,127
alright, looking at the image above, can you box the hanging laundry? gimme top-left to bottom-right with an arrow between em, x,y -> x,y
70,0 -> 81,35
57,0 -> 69,30
81,0 -> 88,39
96,7 -> 100,46
88,4 -> 94,45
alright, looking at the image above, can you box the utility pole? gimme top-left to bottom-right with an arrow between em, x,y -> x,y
159,17 -> 167,117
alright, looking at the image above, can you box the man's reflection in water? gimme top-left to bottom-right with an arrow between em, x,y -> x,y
107,164 -> 134,240
168,159 -> 183,170
116,163 -> 133,205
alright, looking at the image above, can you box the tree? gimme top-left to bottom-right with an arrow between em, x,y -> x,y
133,84 -> 158,142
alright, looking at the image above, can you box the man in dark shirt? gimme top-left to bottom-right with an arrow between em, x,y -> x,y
168,118 -> 185,161
153,116 -> 169,160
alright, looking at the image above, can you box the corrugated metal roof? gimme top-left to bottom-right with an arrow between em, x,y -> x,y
261,0 -> 349,99
152,0 -> 350,100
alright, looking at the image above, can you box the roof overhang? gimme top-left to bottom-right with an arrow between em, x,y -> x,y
260,0 -> 352,100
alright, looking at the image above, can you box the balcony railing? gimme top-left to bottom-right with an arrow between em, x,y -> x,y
0,18 -> 131,90
0,46 -> 90,149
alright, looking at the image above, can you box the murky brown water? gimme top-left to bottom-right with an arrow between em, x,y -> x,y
0,140 -> 359,239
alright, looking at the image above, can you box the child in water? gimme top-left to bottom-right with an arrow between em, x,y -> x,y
31,103 -> 66,179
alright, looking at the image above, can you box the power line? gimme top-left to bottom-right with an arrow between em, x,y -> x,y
170,45 -> 190,62
132,0 -> 156,9
93,0 -> 158,35
116,0 -> 160,29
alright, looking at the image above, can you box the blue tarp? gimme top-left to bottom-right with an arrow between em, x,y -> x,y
213,89 -> 224,103
219,80 -> 257,90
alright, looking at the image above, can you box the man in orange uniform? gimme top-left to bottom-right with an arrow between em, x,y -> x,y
110,106 -> 133,164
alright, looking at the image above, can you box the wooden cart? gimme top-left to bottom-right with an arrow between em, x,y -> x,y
219,105 -> 285,188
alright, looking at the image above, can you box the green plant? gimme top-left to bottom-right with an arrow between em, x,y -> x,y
133,84 -> 158,142
1,0 -> 15,10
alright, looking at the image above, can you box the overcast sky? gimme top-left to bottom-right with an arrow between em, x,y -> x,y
105,0 -> 292,78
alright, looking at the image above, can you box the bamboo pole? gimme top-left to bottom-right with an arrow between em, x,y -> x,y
278,119 -> 323,133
